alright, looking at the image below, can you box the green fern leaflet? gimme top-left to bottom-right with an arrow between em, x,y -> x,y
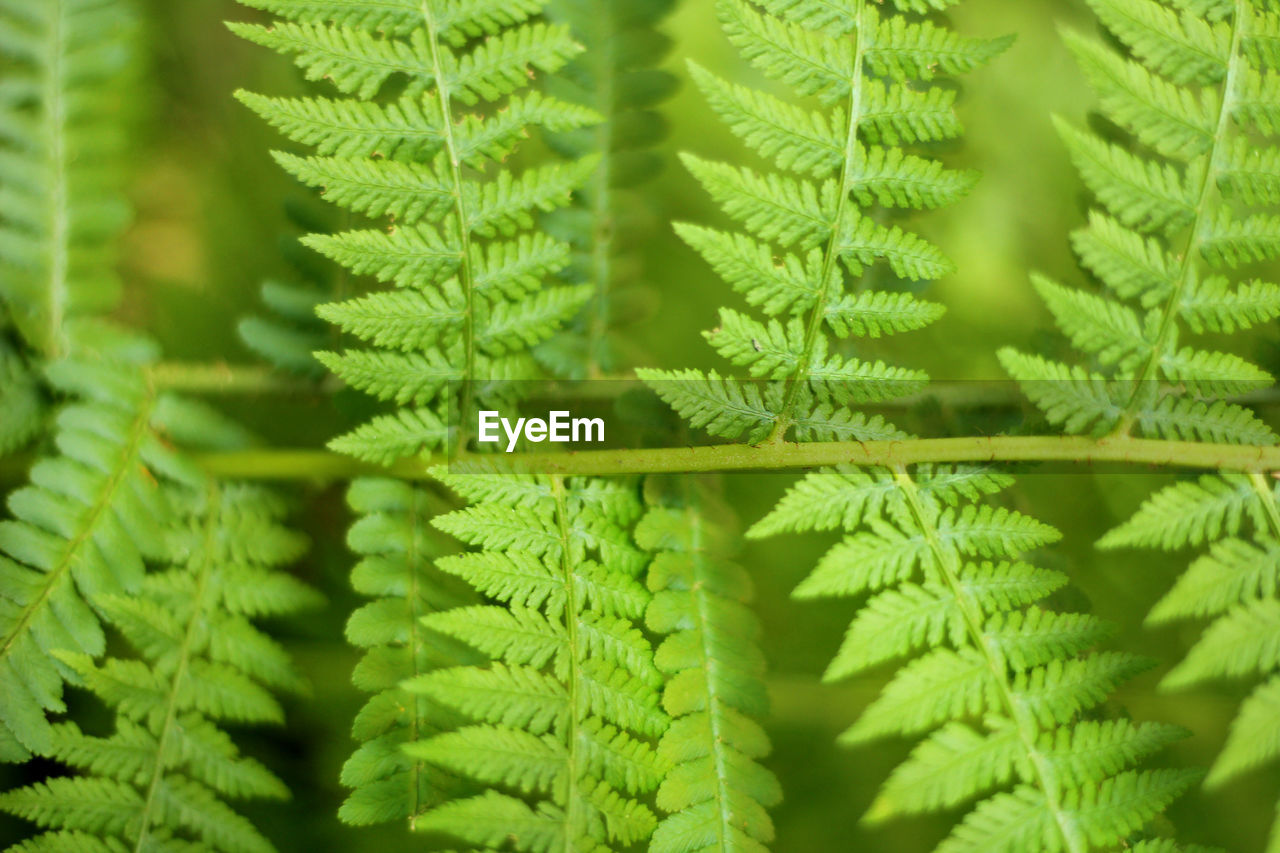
400,472 -> 666,851
234,0 -> 602,462
754,464 -> 1201,852
640,0 -> 1008,444
0,483 -> 319,853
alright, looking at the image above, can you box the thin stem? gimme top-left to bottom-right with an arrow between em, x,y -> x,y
1249,471 -> 1280,540
550,476 -> 584,852
585,8 -> 616,380
133,484 -> 220,853
894,469 -> 1082,853
405,489 -> 429,830
767,2 -> 867,442
683,494 -> 736,851
146,362 -> 332,395
186,436 -> 1280,481
1113,0 -> 1248,436
420,2 -> 478,444
43,1 -> 69,358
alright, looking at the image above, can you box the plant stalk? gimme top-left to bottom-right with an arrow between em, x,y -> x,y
186,436 -> 1280,481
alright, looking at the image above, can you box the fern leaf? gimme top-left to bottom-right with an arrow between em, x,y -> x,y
1063,30 -> 1216,161
760,464 -> 1193,848
690,61 -> 843,178
236,0 -> 598,460
639,479 -> 781,853
401,473 -> 665,849
1,484 -> 316,851
1015,1 -> 1280,455
235,0 -> 421,36
1100,473 -> 1263,551
533,0 -> 680,378
720,0 -> 854,104
338,478 -> 480,827
647,0 -> 1001,445
1179,276 -> 1280,333
1055,118 -> 1196,233
0,0 -> 139,357
1071,212 -> 1178,303
226,21 -> 430,100
998,349 -> 1126,435
1031,274 -> 1150,368
637,369 -> 780,444
866,12 -> 1013,82
0,337 -> 189,761
1083,0 -> 1230,84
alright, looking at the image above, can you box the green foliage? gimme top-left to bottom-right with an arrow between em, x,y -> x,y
398,471 -> 666,851
1102,469 -> 1280,848
234,0 -> 602,462
640,0 -> 1008,443
338,477 -> 480,828
0,0 -> 140,359
535,0 -> 680,378
753,463 -> 1200,851
237,202 -> 338,378
638,478 -> 781,853
995,2 -> 1280,848
1001,0 -> 1280,444
0,338 -> 41,457
0,483 -> 317,852
0,327 -> 198,764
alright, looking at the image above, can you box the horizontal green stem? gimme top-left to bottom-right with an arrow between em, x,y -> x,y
146,362 -> 331,395
189,436 -> 1280,481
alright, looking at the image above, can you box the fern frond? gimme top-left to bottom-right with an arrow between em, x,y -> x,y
1102,466 -> 1280,844
0,0 -> 140,358
0,329 -> 200,762
236,0 -> 599,460
638,478 -> 781,853
396,472 -> 664,850
337,478 -> 481,827
1008,1 -> 1280,450
535,0 -> 680,378
645,0 -> 1005,445
759,464 -> 1196,850
0,338 -> 42,456
0,483 -> 318,851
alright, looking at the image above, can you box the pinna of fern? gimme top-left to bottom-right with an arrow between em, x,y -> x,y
996,2 -> 1280,846
393,471 -> 666,851
0,334 -> 42,457
752,463 -> 1202,852
639,0 -> 1010,445
638,477 -> 781,853
0,0 -> 141,456
0,0 -> 140,361
536,0 -> 680,379
1100,470 -> 1280,850
232,0 -> 603,463
1001,0 -> 1280,445
0,482 -> 320,853
337,476 -> 483,828
0,323 -> 214,765
238,202 -> 340,379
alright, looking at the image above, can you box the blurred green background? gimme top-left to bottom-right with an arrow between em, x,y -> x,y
3,1 -> 1279,850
